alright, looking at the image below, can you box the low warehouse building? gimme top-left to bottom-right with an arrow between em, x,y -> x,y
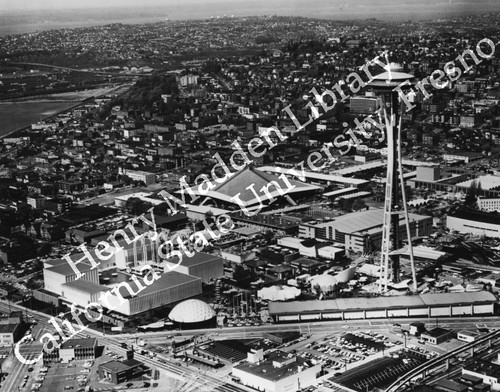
44,338 -> 98,363
457,330 -> 481,343
462,360 -> 500,390
0,312 -> 24,345
268,292 -> 496,322
447,209 -> 500,238
98,359 -> 149,384
232,350 -> 321,392
420,327 -> 454,345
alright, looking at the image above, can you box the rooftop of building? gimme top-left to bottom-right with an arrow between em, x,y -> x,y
456,174 -> 500,190
331,161 -> 386,176
391,245 -> 450,261
434,379 -> 468,392
268,264 -> 293,273
232,226 -> 262,236
59,338 -> 97,350
269,291 -> 497,315
257,165 -> 368,186
422,327 -> 452,337
62,279 -> 109,294
234,350 -> 314,381
123,169 -> 155,175
99,358 -> 143,372
460,373 -> 483,383
458,330 -> 481,337
56,204 -> 116,226
290,258 -> 323,267
46,258 -> 96,277
309,208 -> 430,234
114,191 -> 164,206
164,251 -> 223,268
115,270 -> 201,299
323,187 -> 357,197
0,323 -> 19,334
465,360 -> 500,379
449,208 -> 500,225
183,203 -> 230,216
231,210 -> 300,229
444,151 -> 484,157
186,166 -> 320,207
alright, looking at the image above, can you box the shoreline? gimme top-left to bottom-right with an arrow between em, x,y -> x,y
0,84 -> 126,140
0,100 -> 86,140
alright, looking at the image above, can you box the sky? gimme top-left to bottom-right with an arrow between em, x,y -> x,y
0,0 -> 499,25
0,0 -> 235,11
0,0 -> 497,12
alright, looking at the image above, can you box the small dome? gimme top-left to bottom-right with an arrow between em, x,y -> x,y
169,299 -> 216,323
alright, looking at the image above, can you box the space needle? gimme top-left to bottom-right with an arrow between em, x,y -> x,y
368,61 -> 418,293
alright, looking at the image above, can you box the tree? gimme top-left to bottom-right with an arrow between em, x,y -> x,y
464,180 -> 480,207
125,197 -> 152,215
404,186 -> 414,200
352,198 -> 367,211
262,230 -> 275,243
154,202 -> 171,216
338,197 -> 353,212
233,265 -> 252,288
204,210 -> 214,224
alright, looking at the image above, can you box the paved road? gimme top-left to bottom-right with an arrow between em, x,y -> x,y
119,316 -> 500,341
0,301 -> 249,392
3,299 -> 500,392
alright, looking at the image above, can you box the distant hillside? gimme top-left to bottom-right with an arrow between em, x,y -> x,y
118,74 -> 178,111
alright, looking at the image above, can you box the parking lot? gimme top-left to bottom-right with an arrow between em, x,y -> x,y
34,361 -> 92,392
294,330 -> 405,372
26,346 -> 155,392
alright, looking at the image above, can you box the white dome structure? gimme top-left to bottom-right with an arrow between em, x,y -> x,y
310,274 -> 338,294
258,285 -> 301,301
168,299 -> 216,323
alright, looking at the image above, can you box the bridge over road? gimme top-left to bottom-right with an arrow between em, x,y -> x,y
385,328 -> 500,392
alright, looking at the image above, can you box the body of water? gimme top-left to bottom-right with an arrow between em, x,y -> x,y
0,101 -> 79,137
